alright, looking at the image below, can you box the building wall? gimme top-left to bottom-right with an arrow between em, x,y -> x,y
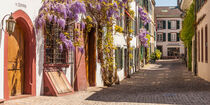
149,0 -> 156,53
196,0 -> 210,82
0,0 -> 42,99
156,17 -> 185,57
0,0 -> 82,98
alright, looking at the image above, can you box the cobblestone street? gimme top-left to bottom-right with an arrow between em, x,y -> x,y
3,59 -> 210,105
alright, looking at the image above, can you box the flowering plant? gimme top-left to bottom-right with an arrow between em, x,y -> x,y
137,28 -> 149,48
138,6 -> 151,25
137,6 -> 151,48
35,0 -> 86,52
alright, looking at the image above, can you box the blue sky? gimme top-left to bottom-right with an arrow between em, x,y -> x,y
155,0 -> 178,6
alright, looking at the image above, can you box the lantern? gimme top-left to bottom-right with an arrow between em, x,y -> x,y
6,14 -> 16,36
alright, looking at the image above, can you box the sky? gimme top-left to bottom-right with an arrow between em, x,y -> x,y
155,0 -> 178,6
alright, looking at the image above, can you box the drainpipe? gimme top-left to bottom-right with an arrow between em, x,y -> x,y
194,0 -> 197,76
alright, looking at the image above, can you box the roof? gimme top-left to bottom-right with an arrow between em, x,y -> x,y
155,6 -> 182,18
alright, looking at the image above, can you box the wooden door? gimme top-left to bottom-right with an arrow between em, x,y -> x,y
87,28 -> 96,86
8,24 -> 25,96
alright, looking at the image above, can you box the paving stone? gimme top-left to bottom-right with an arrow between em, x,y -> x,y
3,59 -> 210,105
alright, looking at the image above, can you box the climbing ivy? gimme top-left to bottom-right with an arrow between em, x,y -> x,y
180,2 -> 195,70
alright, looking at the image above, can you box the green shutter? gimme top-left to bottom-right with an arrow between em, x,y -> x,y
115,49 -> 118,68
163,21 -> 166,29
163,33 -> 166,41
121,48 -> 123,69
177,33 -> 180,41
176,21 -> 180,29
168,33 -> 171,41
168,21 -> 171,29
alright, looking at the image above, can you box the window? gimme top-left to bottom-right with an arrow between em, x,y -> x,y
45,22 -> 74,66
177,33 -> 180,41
143,0 -> 149,11
171,33 -> 177,41
205,25 -> 208,63
115,47 -> 123,69
117,8 -> 123,27
201,28 -> 204,62
196,0 -> 207,12
157,20 -> 166,29
176,20 -> 180,29
157,33 -> 163,42
167,48 -> 180,57
168,33 -> 176,42
168,20 -> 176,29
198,31 -> 200,62
130,49 -> 134,66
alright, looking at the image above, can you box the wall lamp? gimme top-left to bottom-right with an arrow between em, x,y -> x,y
0,13 -> 16,46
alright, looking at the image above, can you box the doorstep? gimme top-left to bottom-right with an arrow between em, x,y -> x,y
0,99 -> 4,103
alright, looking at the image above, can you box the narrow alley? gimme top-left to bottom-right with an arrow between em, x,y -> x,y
4,59 -> 210,105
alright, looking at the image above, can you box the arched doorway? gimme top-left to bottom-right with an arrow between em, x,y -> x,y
4,10 -> 36,100
7,23 -> 25,96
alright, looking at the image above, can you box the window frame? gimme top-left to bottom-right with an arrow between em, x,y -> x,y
157,33 -> 164,42
157,20 -> 166,30
201,27 -> 204,62
205,24 -> 208,63
168,20 -> 177,30
44,23 -> 76,67
198,30 -> 200,62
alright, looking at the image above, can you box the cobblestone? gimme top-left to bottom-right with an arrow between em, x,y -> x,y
3,59 -> 210,105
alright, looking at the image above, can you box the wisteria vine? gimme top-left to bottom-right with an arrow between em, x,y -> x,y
35,0 -> 86,52
137,6 -> 151,48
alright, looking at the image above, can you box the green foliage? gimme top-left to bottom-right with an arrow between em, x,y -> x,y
180,2 -> 195,46
155,49 -> 162,59
150,53 -> 156,60
150,49 -> 162,61
146,34 -> 151,63
115,25 -> 123,33
180,2 -> 194,71
187,42 -> 192,71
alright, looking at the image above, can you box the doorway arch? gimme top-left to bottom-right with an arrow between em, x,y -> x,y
4,10 -> 36,100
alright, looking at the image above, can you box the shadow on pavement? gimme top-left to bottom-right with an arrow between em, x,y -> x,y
85,59 -> 210,105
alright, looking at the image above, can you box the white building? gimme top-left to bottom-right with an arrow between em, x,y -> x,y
155,7 -> 185,59
0,0 -> 87,101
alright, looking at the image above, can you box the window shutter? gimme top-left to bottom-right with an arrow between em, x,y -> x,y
176,20 -> 180,29
121,48 -> 124,69
168,33 -> 171,41
163,33 -> 166,41
168,21 -> 171,29
118,48 -> 121,69
163,21 -> 166,29
177,33 -> 180,41
115,49 -> 119,68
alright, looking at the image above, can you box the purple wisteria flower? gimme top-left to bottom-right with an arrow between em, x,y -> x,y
96,4 -> 101,10
81,22 -> 85,29
138,7 -> 151,26
57,18 -> 66,29
113,2 -> 118,8
59,44 -> 63,52
78,47 -> 84,54
47,14 -> 53,22
138,28 -> 149,48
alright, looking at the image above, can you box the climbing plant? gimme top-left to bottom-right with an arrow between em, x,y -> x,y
180,2 -> 195,70
83,0 -> 130,86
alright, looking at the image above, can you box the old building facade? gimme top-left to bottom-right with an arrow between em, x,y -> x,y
155,7 -> 185,59
0,0 -> 87,101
